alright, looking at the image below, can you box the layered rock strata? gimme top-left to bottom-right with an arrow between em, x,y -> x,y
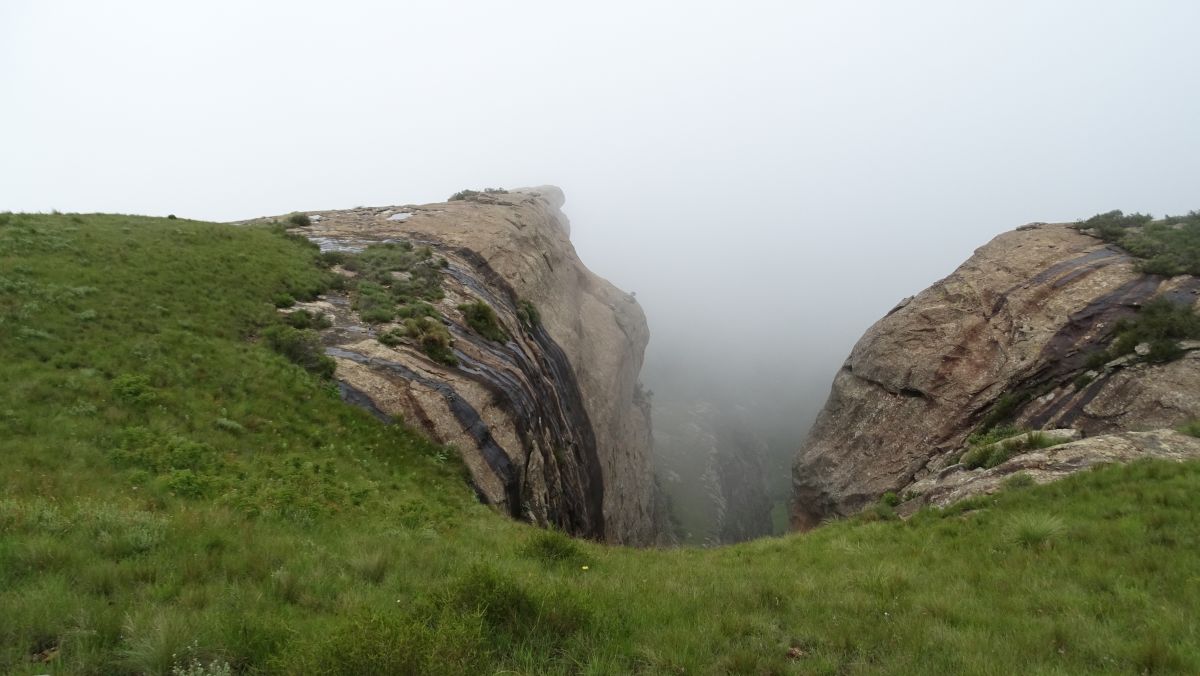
279,187 -> 657,545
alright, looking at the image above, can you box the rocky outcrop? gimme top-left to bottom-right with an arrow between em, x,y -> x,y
278,187 -> 657,545
653,401 -> 773,544
898,430 -> 1200,512
793,222 -> 1200,529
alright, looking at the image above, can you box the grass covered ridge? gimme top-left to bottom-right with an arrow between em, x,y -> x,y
3,212 -> 1200,674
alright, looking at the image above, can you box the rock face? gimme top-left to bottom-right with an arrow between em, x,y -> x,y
898,430 -> 1200,511
282,187 -> 657,545
653,401 -> 773,544
793,222 -> 1200,528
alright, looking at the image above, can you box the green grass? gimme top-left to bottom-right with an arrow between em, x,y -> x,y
960,430 -> 1068,470
3,212 -> 1200,674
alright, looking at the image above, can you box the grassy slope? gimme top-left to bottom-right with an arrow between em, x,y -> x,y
2,213 -> 1199,675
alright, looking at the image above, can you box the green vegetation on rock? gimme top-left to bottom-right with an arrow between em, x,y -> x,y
3,212 -> 1200,674
1083,297 -> 1200,367
343,241 -> 445,324
458,299 -> 508,342
1076,209 -> 1200,276
960,428 -> 1067,470
448,187 -> 508,201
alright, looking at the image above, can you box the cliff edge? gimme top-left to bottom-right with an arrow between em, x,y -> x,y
280,187 -> 657,545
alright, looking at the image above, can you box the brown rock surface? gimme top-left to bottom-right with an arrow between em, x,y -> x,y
272,187 -> 657,545
793,222 -> 1200,529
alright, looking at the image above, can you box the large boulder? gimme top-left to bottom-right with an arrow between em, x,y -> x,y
793,222 -> 1200,528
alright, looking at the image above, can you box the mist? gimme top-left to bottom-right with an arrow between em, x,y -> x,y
5,1 -> 1200,539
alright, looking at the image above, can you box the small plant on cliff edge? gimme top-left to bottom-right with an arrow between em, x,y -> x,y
516,299 -> 540,329
960,430 -> 1066,470
287,213 -> 312,228
458,300 -> 508,342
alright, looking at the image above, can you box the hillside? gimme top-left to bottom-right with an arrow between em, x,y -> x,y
3,212 -> 1200,674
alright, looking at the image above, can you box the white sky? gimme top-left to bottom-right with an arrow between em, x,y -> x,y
4,1 -> 1200,419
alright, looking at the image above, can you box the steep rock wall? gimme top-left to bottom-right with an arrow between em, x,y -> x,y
283,187 -> 657,545
653,401 -> 773,544
793,222 -> 1200,528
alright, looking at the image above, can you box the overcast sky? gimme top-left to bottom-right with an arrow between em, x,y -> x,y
4,1 -> 1200,428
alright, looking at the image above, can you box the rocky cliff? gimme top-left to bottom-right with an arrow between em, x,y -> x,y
278,187 -> 657,545
793,221 -> 1200,528
653,401 -> 773,544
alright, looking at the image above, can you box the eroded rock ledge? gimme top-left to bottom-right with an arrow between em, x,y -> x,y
793,222 -> 1200,528
277,187 -> 658,545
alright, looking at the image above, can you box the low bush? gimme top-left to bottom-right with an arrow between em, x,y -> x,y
458,300 -> 507,342
283,309 -> 332,330
262,325 -> 336,378
517,299 -> 540,328
1075,209 -> 1200,276
449,188 -> 507,202
287,213 -> 311,228
379,317 -> 457,366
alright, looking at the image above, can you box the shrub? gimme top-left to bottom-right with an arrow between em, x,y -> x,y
262,325 -> 336,378
287,213 -> 311,227
1074,210 -> 1153,241
458,300 -> 507,342
113,373 -> 156,405
880,491 -> 901,507
380,317 -> 458,366
449,188 -> 506,201
517,299 -> 540,328
272,293 -> 296,309
283,309 -> 332,330
1076,209 -> 1200,276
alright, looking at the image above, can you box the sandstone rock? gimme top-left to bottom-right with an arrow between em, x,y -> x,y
274,188 -> 657,545
793,223 -> 1200,529
899,430 -> 1200,512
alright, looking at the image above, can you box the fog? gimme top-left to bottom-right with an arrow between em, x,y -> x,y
5,1 -> 1200,536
